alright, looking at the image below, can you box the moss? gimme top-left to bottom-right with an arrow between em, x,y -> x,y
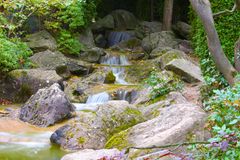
104,71 -> 116,84
15,83 -> 33,102
77,137 -> 86,144
105,129 -> 131,150
123,107 -> 142,116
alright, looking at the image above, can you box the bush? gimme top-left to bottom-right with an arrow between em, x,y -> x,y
0,36 -> 32,73
189,84 -> 240,159
190,0 -> 240,89
57,30 -> 84,55
145,71 -> 183,99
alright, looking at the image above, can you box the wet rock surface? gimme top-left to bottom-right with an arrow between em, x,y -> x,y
19,83 -> 75,127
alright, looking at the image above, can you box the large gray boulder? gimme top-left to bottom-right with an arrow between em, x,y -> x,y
111,10 -> 139,30
79,47 -> 106,63
24,30 -> 57,52
61,149 -> 122,160
91,15 -> 115,31
165,59 -> 204,83
50,101 -> 144,150
141,31 -> 180,53
76,28 -> 95,48
105,103 -> 207,150
173,21 -> 192,39
19,83 -> 75,127
30,50 -> 67,70
0,69 -> 62,103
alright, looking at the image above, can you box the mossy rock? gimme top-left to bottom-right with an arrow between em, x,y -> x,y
104,71 -> 116,84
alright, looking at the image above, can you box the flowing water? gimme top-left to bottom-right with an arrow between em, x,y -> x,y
108,31 -> 133,47
101,55 -> 130,84
0,117 -> 67,160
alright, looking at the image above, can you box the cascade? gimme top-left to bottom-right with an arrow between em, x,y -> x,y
101,55 -> 129,84
108,31 -> 133,47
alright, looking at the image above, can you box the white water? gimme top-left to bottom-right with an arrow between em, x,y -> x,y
73,92 -> 110,111
101,55 -> 130,84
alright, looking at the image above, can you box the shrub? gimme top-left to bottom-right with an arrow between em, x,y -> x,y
57,30 -> 84,55
145,71 -> 183,99
0,36 -> 32,73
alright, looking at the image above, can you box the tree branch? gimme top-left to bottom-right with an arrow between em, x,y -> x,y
213,4 -> 236,18
128,141 -> 210,150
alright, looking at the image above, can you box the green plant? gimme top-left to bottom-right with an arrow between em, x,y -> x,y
57,30 -> 84,55
189,83 -> 240,159
0,35 -> 32,73
145,71 -> 183,99
190,0 -> 240,91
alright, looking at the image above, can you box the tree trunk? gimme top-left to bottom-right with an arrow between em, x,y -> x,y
189,0 -> 237,85
162,0 -> 173,31
150,0 -> 154,21
234,38 -> 240,71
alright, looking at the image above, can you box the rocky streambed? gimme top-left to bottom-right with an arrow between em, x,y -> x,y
0,9 -> 207,160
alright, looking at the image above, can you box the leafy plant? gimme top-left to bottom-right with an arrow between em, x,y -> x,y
145,71 -> 183,99
57,30 -> 84,55
0,35 -> 32,73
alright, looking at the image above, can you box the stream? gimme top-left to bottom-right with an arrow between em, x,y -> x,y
0,53 -> 133,160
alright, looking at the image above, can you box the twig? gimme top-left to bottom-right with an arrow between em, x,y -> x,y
213,4 -> 236,18
128,141 -> 210,151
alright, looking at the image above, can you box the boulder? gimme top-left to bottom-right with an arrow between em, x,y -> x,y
178,40 -> 194,54
105,103 -> 207,150
30,50 -> 67,70
157,49 -> 188,69
135,21 -> 162,39
95,34 -> 107,48
110,38 -> 142,52
165,59 -> 204,83
77,28 -> 95,48
141,31 -> 180,53
0,69 -> 62,103
111,10 -> 139,30
150,47 -> 172,59
50,101 -> 144,150
91,15 -> 115,31
24,30 -> 57,52
173,21 -> 192,39
61,149 -> 122,160
19,83 -> 75,127
80,47 -> 106,63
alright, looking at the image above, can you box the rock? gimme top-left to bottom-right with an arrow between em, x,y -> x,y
19,83 -> 75,127
104,71 -> 116,84
165,59 -> 204,83
95,34 -> 107,48
24,30 -> 57,52
141,31 -> 180,53
80,47 -> 106,63
178,40 -> 194,54
135,21 -> 162,39
173,21 -> 192,39
91,15 -> 115,31
110,38 -> 142,52
50,101 -> 144,150
150,47 -> 172,59
61,149 -> 122,160
105,103 -> 207,150
157,49 -> 188,69
30,50 -> 67,70
140,92 -> 188,119
111,10 -> 139,30
0,69 -> 62,103
77,28 -> 95,48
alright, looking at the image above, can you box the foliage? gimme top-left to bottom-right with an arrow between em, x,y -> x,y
0,0 -> 99,35
190,0 -> 240,92
189,83 -> 240,159
145,71 -> 183,99
0,34 -> 32,73
57,30 -> 84,55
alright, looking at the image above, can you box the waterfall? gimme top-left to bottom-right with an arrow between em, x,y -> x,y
116,89 -> 138,104
108,31 -> 133,47
73,92 -> 110,111
101,55 -> 129,84
86,92 -> 110,104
